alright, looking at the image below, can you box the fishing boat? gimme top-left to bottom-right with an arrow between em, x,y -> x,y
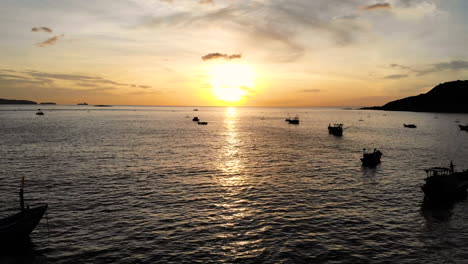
0,178 -> 48,243
77,102 -> 88,105
192,117 -> 200,122
198,121 -> 208,125
287,116 -> 300,124
328,124 -> 344,136
403,124 -> 417,128
422,162 -> 468,205
459,124 -> 468,131
35,109 -> 44,116
361,148 -> 383,167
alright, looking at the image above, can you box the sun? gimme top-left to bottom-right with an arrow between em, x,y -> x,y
209,63 -> 254,103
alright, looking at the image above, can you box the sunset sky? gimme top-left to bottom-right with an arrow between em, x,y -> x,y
1,0 -> 467,106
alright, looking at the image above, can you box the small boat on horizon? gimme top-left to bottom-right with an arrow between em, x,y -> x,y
361,148 -> 382,167
403,124 -> 417,128
0,177 -> 48,244
35,109 -> 44,115
77,102 -> 88,105
287,116 -> 300,124
198,121 -> 208,125
192,117 -> 200,122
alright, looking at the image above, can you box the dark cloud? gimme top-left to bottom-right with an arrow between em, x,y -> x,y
32,27 -> 52,33
202,53 -> 242,61
415,60 -> 468,75
138,85 -> 152,89
361,3 -> 391,10
36,34 -> 64,47
300,89 -> 321,92
384,74 -> 408,79
390,63 -> 411,70
0,73 -> 29,80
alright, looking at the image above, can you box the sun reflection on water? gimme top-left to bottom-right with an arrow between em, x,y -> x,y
217,107 -> 245,182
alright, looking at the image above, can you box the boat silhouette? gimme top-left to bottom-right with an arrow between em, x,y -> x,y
422,162 -> 468,205
287,116 -> 300,124
459,124 -> 468,131
0,178 -> 48,244
328,124 -> 344,136
361,148 -> 382,167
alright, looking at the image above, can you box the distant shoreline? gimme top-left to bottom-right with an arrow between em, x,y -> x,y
0,98 -> 37,105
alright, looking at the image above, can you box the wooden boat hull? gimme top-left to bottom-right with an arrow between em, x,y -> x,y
422,172 -> 468,204
361,150 -> 382,167
328,127 -> 343,136
288,120 -> 300,124
0,204 -> 48,243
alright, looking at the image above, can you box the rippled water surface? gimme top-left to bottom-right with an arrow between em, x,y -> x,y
1,105 -> 468,263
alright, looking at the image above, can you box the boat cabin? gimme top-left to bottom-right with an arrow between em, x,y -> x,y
424,167 -> 453,178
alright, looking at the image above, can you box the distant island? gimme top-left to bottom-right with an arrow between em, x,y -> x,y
0,98 -> 37,104
40,102 -> 56,105
362,80 -> 468,113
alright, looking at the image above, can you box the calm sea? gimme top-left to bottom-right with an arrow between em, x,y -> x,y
1,105 -> 468,264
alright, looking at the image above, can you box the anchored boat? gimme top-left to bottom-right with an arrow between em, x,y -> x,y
361,148 -> 383,167
287,116 -> 300,124
422,162 -> 468,205
328,124 -> 344,136
0,178 -> 48,243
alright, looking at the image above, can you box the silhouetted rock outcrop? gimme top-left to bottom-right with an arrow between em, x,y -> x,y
0,98 -> 37,104
362,80 -> 468,113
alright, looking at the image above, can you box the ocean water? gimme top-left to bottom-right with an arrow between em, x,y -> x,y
1,105 -> 468,264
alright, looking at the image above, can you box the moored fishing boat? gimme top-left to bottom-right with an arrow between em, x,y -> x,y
287,116 -> 300,124
361,148 -> 382,167
328,123 -> 344,136
0,178 -> 48,244
422,162 -> 468,205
